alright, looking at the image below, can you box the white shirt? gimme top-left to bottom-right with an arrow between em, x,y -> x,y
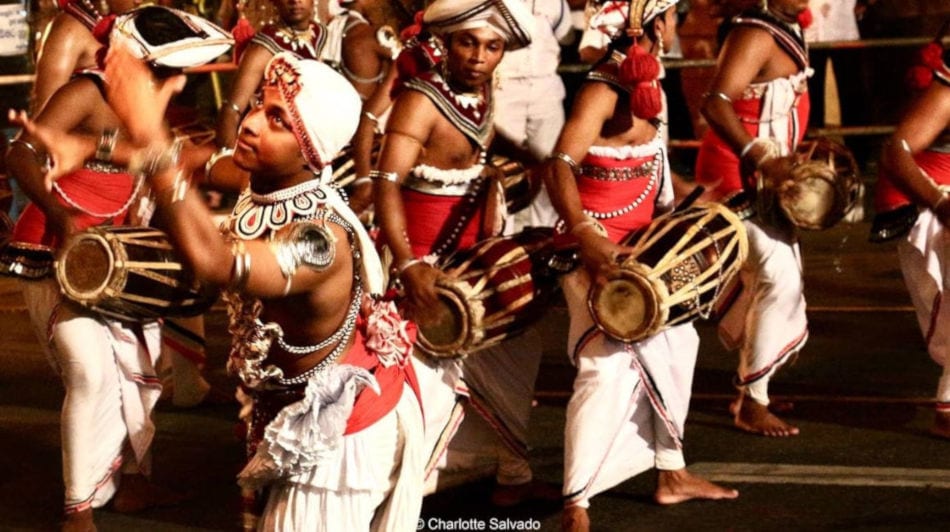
805,0 -> 860,42
496,0 -> 573,79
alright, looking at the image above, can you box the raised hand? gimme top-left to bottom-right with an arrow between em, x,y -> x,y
7,109 -> 92,191
103,43 -> 186,147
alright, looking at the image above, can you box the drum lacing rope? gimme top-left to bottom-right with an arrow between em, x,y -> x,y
694,219 -> 724,320
581,150 -> 661,220
52,173 -> 144,220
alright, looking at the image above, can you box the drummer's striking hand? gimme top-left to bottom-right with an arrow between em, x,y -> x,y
934,194 -> 950,229
577,232 -> 626,287
49,207 -> 79,242
401,262 -> 444,326
7,109 -> 86,190
104,44 -> 185,146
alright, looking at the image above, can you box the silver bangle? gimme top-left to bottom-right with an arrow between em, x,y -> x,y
9,138 -> 50,170
704,91 -> 732,103
551,151 -> 578,172
369,169 -> 399,183
130,138 -> 183,178
351,176 -> 372,187
229,240 -> 252,290
95,128 -> 118,162
394,257 -> 425,279
224,99 -> 243,114
205,146 -> 234,177
363,111 -> 379,125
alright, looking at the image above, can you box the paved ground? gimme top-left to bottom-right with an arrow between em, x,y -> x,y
2,218 -> 950,531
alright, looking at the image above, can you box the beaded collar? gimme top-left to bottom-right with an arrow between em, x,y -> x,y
405,70 -> 494,150
253,21 -> 328,60
230,178 -> 334,240
62,0 -> 101,31
732,9 -> 808,71
587,50 -> 628,94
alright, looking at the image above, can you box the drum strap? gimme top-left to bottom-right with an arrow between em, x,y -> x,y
428,177 -> 488,258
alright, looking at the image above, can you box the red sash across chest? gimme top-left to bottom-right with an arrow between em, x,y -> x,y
12,167 -> 134,249
577,153 -> 659,244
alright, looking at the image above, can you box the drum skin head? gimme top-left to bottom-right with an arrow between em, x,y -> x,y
588,265 -> 664,343
780,169 -> 837,229
416,283 -> 484,358
56,232 -> 117,303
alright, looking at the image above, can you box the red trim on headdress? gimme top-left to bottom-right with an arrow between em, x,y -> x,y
619,43 -> 662,120
796,8 -> 813,30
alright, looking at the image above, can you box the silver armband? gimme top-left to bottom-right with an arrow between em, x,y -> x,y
229,240 -> 252,291
205,146 -> 234,176
95,128 -> 118,162
369,169 -> 400,183
271,222 -> 337,280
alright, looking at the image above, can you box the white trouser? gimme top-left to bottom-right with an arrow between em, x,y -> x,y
897,210 -> 950,406
494,75 -> 566,230
718,219 -> 808,405
258,383 -> 424,532
411,332 -> 544,493
21,279 -> 162,513
561,270 -> 699,508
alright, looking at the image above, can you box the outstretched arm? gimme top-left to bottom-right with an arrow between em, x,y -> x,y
215,44 -> 272,149
882,82 -> 950,227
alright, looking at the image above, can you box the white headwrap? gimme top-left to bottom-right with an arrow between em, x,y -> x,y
263,53 -> 384,295
110,5 -> 233,69
586,0 -> 679,41
424,0 -> 534,51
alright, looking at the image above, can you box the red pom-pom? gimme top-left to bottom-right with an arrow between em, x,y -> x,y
630,80 -> 663,120
918,42 -> 944,70
906,64 -> 934,91
796,8 -> 813,29
56,0 -> 72,10
231,17 -> 256,62
400,10 -> 425,41
91,14 -> 115,44
618,43 -> 660,85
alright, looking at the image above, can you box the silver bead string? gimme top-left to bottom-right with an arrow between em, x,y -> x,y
276,281 -> 362,355
582,150 -> 662,221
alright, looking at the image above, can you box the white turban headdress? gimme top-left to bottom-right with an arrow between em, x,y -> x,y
110,5 -> 233,70
263,53 -> 384,295
423,0 -> 534,51
586,0 -> 680,41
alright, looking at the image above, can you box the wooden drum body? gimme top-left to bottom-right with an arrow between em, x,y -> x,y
55,226 -> 217,321
588,204 -> 748,343
759,138 -> 860,230
416,227 -> 571,358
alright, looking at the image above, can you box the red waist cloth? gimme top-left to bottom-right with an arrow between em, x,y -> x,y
11,167 -> 135,249
401,188 -> 483,257
577,154 -> 659,243
695,93 -> 810,195
875,150 -> 950,212
343,327 -> 421,435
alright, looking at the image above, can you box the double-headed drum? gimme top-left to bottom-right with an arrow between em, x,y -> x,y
588,203 -> 748,342
56,226 -> 217,321
416,228 -> 572,358
490,154 -> 537,214
758,138 -> 860,230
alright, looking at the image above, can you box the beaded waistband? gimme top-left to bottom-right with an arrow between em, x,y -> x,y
579,161 -> 656,182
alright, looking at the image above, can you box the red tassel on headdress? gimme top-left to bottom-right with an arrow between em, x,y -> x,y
918,42 -> 944,70
231,16 -> 256,62
91,14 -> 115,44
400,10 -> 425,41
906,65 -> 934,91
56,0 -> 72,9
391,35 -> 444,99
618,43 -> 662,120
796,8 -> 813,30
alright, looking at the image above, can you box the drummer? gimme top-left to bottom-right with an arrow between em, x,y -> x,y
372,0 -> 560,507
1,7 -> 232,530
874,38 -> 950,439
542,1 -> 738,529
695,0 -> 812,437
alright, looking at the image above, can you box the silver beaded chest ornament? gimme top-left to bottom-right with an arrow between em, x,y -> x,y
224,182 -> 365,389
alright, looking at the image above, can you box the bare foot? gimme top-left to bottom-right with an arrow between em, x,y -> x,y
111,474 -> 184,513
62,509 -> 96,532
654,468 -> 739,505
932,410 -> 950,439
561,505 -> 590,532
734,396 -> 800,437
491,479 -> 561,507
